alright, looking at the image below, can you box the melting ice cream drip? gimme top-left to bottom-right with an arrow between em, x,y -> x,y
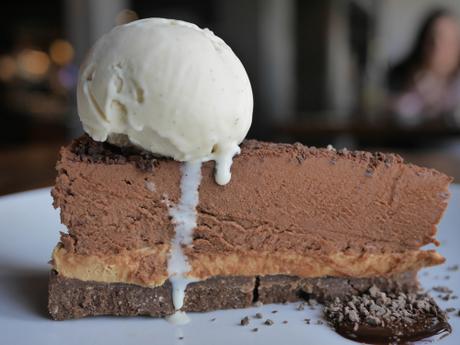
166,161 -> 202,322
211,143 -> 240,186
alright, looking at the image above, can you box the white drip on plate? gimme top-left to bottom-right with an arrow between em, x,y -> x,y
166,160 -> 202,324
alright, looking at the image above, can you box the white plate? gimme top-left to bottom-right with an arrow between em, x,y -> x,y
0,186 -> 459,345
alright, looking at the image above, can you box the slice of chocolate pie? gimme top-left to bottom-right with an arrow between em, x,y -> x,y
47,18 -> 452,342
48,135 -> 451,320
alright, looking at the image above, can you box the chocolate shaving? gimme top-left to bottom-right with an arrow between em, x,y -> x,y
240,316 -> 250,326
70,134 -> 162,172
324,285 -> 451,344
432,286 -> 453,293
254,313 -> 263,319
264,319 -> 274,326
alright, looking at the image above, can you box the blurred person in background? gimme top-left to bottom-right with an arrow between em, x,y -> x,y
386,8 -> 460,128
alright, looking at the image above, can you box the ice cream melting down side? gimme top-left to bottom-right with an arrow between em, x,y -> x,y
165,161 -> 202,324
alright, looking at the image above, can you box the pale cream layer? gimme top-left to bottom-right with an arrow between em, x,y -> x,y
52,245 -> 444,287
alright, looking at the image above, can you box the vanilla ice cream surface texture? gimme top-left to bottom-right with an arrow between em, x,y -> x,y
77,18 -> 253,185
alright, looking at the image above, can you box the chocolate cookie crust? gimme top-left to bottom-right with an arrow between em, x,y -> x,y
48,270 -> 418,320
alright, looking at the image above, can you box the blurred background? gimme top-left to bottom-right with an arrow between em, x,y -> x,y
1,0 -> 460,195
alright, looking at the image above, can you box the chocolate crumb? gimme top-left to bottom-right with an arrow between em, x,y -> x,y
264,319 -> 274,326
346,309 -> 360,323
254,313 -> 263,319
283,320 -> 288,324
240,316 -> 250,326
178,337 -> 184,340
324,285 -> 451,343
445,308 -> 456,313
432,286 -> 453,294
368,285 -> 380,298
271,310 -> 278,314
71,134 -> 160,171
210,318 -> 216,322
447,264 -> 459,272
304,318 -> 311,324
457,310 -> 460,317
439,333 -> 450,340
365,315 -> 381,326
251,328 -> 258,332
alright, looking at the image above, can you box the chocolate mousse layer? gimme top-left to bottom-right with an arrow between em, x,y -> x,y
51,135 -> 451,287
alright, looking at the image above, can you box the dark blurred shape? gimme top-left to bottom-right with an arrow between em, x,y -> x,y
0,1 -> 70,195
0,0 -> 70,147
296,1 -> 329,114
387,8 -> 460,128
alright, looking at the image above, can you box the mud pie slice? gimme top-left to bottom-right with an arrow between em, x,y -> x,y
49,136 -> 451,321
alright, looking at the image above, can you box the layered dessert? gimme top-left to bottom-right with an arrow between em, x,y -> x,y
48,17 -> 452,341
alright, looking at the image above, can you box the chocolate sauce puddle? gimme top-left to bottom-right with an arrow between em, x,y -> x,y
334,316 -> 451,344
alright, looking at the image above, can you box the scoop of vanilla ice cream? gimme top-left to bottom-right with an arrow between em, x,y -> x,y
77,18 -> 253,185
